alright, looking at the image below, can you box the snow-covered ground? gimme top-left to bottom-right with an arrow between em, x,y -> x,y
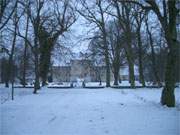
0,86 -> 180,135
74,81 -> 141,87
81,81 -> 162,87
48,82 -> 72,87
9,81 -> 174,88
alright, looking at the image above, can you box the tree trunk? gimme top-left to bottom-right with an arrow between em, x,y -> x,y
113,69 -> 119,86
115,1 -> 135,87
11,61 -> 15,100
128,57 -> 135,88
1,58 -> 6,83
137,30 -> 145,87
125,41 -> 135,88
39,43 -> 52,86
5,77 -> 9,87
146,20 -> 161,86
105,49 -> 111,87
160,0 -> 179,107
33,37 -> 40,94
38,27 -> 57,86
113,51 -> 120,86
161,37 -> 178,107
33,52 -> 40,94
150,37 -> 161,86
5,20 -> 17,87
99,76 -> 102,85
119,74 -> 121,83
161,46 -> 176,107
102,29 -> 110,87
22,15 -> 29,87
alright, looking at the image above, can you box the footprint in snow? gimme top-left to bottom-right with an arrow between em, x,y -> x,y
137,96 -> 147,102
118,103 -> 124,106
89,120 -> 93,122
93,108 -> 99,111
104,130 -> 109,134
121,90 -> 127,95
48,116 -> 57,124
100,116 -> 105,120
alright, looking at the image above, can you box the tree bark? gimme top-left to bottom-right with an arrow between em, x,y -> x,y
33,36 -> 40,94
101,14 -> 110,87
127,54 -> 135,88
125,32 -> 135,88
39,44 -> 52,86
39,35 -> 54,86
146,19 -> 161,86
137,29 -> 145,87
22,14 -> 29,87
101,5 -> 110,87
113,66 -> 119,85
38,26 -> 60,86
33,51 -> 40,93
1,58 -> 7,83
112,47 -> 121,86
161,36 -> 178,107
104,46 -> 111,87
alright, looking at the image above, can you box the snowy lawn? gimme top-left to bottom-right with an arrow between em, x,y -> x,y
1,87 -> 180,135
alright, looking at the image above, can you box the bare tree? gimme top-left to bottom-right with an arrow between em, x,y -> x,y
111,0 -> 136,87
145,16 -> 161,86
17,0 -> 77,93
4,2 -> 22,88
78,0 -> 111,87
88,35 -> 106,85
22,2 -> 30,87
38,0 -> 77,86
107,20 -> 124,85
17,0 -> 45,93
134,6 -> 146,87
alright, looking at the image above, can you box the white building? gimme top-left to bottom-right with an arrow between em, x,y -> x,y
52,59 -> 139,82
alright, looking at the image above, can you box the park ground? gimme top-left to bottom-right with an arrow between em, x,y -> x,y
1,86 -> 180,135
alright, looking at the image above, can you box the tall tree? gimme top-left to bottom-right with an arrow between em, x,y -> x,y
18,0 -> 44,93
18,0 -> 77,92
107,21 -> 123,85
78,0 -> 111,87
134,7 -> 146,87
4,3 -> 21,87
22,3 -> 30,87
112,0 -> 136,87
145,16 -> 161,86
38,0 -> 76,86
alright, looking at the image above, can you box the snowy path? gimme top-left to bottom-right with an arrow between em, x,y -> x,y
1,87 -> 180,135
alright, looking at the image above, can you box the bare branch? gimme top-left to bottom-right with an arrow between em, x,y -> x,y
0,0 -> 18,30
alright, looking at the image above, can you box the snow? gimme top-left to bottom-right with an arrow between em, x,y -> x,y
1,86 -> 180,135
85,82 -> 106,87
118,81 -> 142,86
85,81 -> 143,87
48,82 -> 71,87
